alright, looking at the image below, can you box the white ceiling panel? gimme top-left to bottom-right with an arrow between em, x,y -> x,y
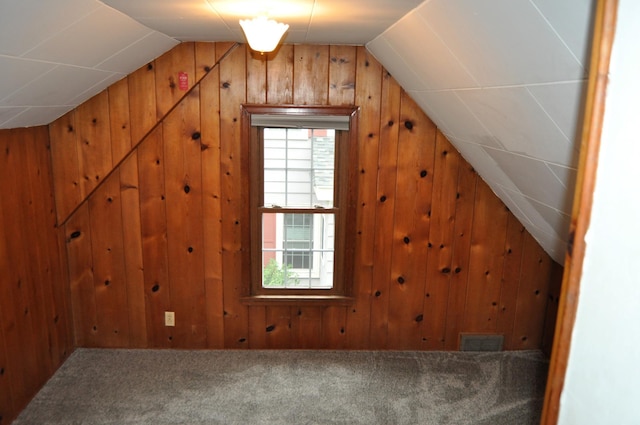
0,106 -> 76,129
494,185 -> 567,259
371,14 -> 476,90
457,86 -> 577,166
2,65 -> 114,107
417,0 -> 586,86
66,73 -> 126,107
135,17 -> 235,41
0,0 -> 101,56
23,6 -> 153,68
527,81 -> 587,145
95,32 -> 179,73
448,139 -> 520,192
491,184 -> 536,228
531,0 -> 595,70
529,197 -> 572,240
547,163 -> 579,192
484,148 -> 573,213
366,38 -> 430,92
0,107 -> 29,127
409,90 -> 502,148
0,57 -> 56,101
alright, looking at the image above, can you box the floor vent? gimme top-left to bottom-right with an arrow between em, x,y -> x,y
460,334 -> 504,351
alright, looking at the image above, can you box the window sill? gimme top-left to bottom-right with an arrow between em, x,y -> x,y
240,294 -> 355,306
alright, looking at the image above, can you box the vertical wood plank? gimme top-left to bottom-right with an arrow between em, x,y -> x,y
219,45 -> 249,348
329,45 -> 356,106
421,132 -> 461,350
386,93 -> 436,349
511,232 -> 553,349
65,203 -> 98,347
26,126 -> 73,363
215,42 -> 237,62
463,181 -> 509,333
496,213 -> 526,349
200,57 -> 225,349
155,42 -> 196,120
293,45 -> 329,105
443,163 -> 477,350
346,48 -> 384,349
322,306 -> 347,349
247,307 -> 267,349
246,47 -> 267,104
138,126 -> 172,348
163,88 -> 207,348
264,306 -> 292,349
32,126 -> 73,363
541,262 -> 563,356
49,111 -> 81,223
128,62 -> 157,144
14,133 -> 52,379
119,152 -> 147,347
292,307 -> 323,349
88,173 -> 130,347
266,44 -> 294,104
195,42 -> 216,82
76,91 -> 112,198
0,137 -> 34,416
108,78 -> 132,165
369,71 -> 401,349
244,45 -> 268,347
0,303 -> 14,424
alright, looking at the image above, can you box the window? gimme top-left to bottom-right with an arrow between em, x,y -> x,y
242,105 -> 358,303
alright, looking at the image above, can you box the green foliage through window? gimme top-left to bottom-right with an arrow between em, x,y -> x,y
262,258 -> 299,288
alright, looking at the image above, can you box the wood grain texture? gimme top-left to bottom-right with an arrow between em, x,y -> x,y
0,127 -> 73,424
47,43 -> 560,352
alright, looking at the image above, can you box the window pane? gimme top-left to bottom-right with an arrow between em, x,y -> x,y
261,212 -> 334,289
263,128 -> 335,208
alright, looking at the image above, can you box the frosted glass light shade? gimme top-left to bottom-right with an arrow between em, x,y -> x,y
239,16 -> 289,53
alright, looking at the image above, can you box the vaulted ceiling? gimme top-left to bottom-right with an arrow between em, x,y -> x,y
0,0 -> 594,263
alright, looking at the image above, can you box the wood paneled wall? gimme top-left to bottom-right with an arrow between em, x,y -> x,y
50,42 -> 562,351
0,127 -> 73,424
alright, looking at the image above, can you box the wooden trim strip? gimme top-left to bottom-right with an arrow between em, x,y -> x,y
540,0 -> 618,423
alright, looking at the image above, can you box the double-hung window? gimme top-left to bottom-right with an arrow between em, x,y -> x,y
242,105 -> 358,303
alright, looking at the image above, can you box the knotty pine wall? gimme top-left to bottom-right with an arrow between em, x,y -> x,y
49,42 -> 562,351
0,127 -> 73,424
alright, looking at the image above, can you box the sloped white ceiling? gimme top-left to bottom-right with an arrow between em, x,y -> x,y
0,0 -> 595,263
0,0 -> 178,129
368,0 -> 594,263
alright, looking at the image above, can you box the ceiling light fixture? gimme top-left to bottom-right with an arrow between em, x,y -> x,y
239,16 -> 289,54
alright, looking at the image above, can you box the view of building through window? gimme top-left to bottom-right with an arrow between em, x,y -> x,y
261,128 -> 336,289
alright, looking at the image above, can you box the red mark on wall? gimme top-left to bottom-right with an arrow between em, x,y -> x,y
178,72 -> 188,91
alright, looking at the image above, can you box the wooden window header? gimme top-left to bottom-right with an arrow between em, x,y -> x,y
250,114 -> 350,130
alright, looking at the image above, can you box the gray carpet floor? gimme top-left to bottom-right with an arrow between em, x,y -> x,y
14,349 -> 548,425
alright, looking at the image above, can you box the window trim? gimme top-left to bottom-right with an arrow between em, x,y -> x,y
240,104 -> 359,305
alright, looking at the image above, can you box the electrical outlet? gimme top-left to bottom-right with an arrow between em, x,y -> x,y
164,311 -> 175,327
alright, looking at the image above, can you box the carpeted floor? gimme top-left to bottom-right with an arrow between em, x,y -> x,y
14,349 -> 548,425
